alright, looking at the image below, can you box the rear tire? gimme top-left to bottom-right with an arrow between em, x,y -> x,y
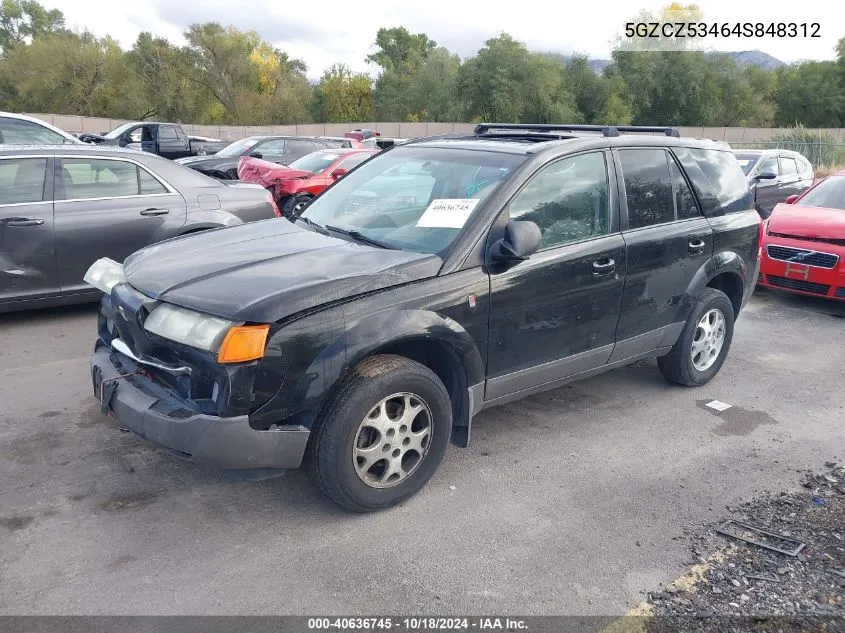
308,355 -> 452,512
658,288 -> 735,387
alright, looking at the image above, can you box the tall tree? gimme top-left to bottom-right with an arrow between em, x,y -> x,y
0,0 -> 64,53
366,26 -> 436,72
311,63 -> 373,123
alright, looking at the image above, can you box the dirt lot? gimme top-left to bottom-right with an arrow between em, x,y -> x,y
0,287 -> 843,616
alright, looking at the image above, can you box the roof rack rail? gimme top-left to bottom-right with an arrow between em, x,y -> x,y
473,123 -> 681,138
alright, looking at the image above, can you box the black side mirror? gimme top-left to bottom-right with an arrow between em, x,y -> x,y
249,151 -> 263,159
752,171 -> 777,208
490,220 -> 541,264
118,135 -> 130,147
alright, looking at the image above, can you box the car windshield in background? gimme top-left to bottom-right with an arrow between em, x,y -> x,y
288,151 -> 343,174
733,153 -> 760,175
795,176 -> 845,211
299,146 -> 525,254
215,137 -> 261,157
103,123 -> 136,140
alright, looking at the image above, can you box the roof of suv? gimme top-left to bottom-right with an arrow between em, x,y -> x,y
403,123 -> 731,155
0,145 -> 161,158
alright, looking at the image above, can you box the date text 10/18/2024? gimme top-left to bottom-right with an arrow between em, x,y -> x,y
307,618 -> 528,630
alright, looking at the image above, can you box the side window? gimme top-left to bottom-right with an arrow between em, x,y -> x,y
59,159 -> 140,200
758,156 -> 779,177
779,157 -> 797,178
507,152 -> 609,248
0,118 -> 66,144
673,147 -> 753,216
797,157 -> 813,177
0,158 -> 48,204
174,127 -> 187,141
256,138 -> 286,155
668,155 -> 700,220
139,167 -> 167,194
337,153 -> 370,171
127,127 -> 143,143
287,139 -> 315,160
159,126 -> 178,140
618,148 -> 674,229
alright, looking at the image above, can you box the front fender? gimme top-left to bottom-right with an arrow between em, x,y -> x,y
248,305 -> 485,433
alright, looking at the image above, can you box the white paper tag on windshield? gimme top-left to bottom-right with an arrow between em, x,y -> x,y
416,199 -> 479,228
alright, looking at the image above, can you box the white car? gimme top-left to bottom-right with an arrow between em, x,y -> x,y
0,112 -> 81,145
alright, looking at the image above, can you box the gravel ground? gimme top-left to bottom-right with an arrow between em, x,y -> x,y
645,462 -> 845,632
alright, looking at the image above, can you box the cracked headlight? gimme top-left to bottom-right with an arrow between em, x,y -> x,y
144,303 -> 233,351
83,258 -> 126,294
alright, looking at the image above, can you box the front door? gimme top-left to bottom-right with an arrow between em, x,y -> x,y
485,150 -> 626,401
612,148 -> 713,354
0,156 -> 58,303
53,156 -> 187,294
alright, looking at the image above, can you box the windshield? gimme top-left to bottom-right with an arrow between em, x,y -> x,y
795,176 -> 845,211
300,146 -> 525,254
289,150 -> 344,174
214,137 -> 263,157
733,153 -> 760,175
104,123 -> 137,140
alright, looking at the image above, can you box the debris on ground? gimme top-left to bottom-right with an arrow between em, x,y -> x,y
645,461 -> 845,633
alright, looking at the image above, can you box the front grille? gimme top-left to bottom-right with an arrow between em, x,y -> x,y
836,287 -> 845,298
769,231 -> 845,248
767,244 -> 839,269
767,275 -> 830,295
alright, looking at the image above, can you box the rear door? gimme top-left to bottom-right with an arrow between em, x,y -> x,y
53,156 -> 187,294
612,148 -> 713,356
0,156 -> 58,302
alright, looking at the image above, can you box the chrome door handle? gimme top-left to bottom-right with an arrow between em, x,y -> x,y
592,258 -> 616,276
7,217 -> 45,227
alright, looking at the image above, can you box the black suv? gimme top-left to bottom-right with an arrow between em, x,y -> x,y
87,123 -> 760,512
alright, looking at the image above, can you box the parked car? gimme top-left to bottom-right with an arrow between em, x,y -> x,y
175,136 -> 342,179
361,137 -> 410,150
0,146 -> 278,313
734,149 -> 814,218
237,148 -> 377,217
0,112 -> 81,145
759,170 -> 845,301
317,136 -> 366,149
79,122 -> 196,160
86,123 -> 759,511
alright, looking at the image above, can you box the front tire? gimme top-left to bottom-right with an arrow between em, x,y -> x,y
658,288 -> 735,386
308,355 -> 452,512
280,193 -> 313,219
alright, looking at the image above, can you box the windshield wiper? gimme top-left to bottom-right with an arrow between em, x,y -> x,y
325,225 -> 393,249
295,215 -> 330,236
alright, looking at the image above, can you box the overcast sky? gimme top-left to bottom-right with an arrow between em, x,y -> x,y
40,0 -> 841,79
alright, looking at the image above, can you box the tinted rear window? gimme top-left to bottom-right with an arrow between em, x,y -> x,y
673,148 -> 752,216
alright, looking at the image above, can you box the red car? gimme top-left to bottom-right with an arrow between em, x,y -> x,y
237,148 -> 377,217
759,169 -> 845,300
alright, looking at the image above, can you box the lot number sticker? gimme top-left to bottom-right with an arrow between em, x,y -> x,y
416,199 -> 480,228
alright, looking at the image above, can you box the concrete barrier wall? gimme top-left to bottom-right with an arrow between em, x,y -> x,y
22,113 -> 845,142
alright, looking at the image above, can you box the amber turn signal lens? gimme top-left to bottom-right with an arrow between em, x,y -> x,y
217,325 -> 270,364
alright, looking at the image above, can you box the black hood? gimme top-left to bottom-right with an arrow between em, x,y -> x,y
123,219 -> 442,323
177,155 -> 238,173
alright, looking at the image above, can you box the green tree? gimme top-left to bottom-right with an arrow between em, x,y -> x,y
0,0 -> 64,53
775,61 -> 844,127
311,63 -> 373,122
366,26 -> 436,72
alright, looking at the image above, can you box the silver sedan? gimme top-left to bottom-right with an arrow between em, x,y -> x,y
0,145 -> 279,312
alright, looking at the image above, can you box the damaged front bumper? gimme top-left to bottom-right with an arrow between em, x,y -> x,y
91,342 -> 310,472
